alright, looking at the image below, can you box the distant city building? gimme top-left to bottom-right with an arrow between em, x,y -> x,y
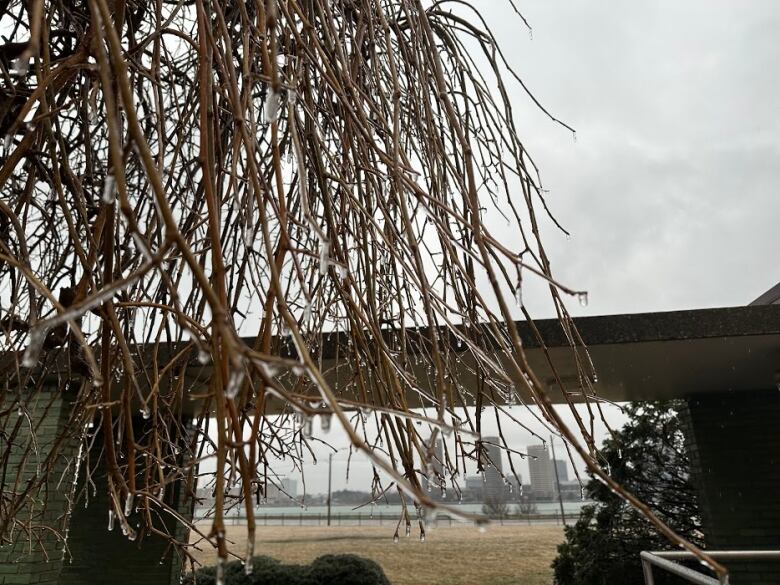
527,444 -> 556,500
266,477 -> 298,503
465,475 -> 483,497
554,459 -> 569,483
481,437 -> 505,504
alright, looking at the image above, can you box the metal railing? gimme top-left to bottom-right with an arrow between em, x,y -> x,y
196,511 -> 580,527
641,550 -> 780,585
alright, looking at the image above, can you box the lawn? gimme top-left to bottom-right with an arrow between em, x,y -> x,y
190,523 -> 565,585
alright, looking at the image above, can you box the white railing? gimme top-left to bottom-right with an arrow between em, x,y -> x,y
641,550 -> 780,585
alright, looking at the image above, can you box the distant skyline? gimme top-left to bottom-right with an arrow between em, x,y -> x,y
228,405 -> 623,497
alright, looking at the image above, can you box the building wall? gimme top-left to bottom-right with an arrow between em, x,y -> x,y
527,444 -> 555,498
0,388 -> 195,585
554,459 -> 569,483
681,390 -> 780,585
0,387 -> 78,585
58,463 -> 193,585
481,437 -> 504,504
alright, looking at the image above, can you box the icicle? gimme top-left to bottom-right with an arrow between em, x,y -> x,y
264,89 -> 280,123
197,349 -> 211,364
405,524 -> 411,537
302,416 -> 313,439
393,534 -> 399,544
124,493 -> 134,517
320,412 -> 332,433
577,291 -> 589,307
242,223 -> 254,248
3,134 -> 11,151
102,174 -> 116,204
319,240 -> 331,276
22,326 -> 49,368
225,369 -> 246,399
140,407 -> 151,420
108,510 -> 115,531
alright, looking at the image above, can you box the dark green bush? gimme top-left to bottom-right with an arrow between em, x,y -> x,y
183,555 -> 305,585
184,553 -> 390,585
307,554 -> 390,585
552,401 -> 704,585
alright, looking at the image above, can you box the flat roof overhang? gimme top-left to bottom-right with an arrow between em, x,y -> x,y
12,305 -> 780,413
514,304 -> 780,403
191,305 -> 780,412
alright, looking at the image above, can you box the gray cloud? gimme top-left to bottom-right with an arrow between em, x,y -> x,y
480,0 -> 780,316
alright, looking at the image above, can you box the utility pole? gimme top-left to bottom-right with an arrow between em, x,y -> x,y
327,451 -> 334,526
550,435 -> 567,526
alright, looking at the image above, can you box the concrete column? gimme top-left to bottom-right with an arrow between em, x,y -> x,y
683,390 -> 780,584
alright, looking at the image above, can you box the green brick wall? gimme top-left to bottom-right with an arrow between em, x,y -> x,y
0,388 -> 77,585
58,469 -> 193,585
1,390 -> 195,585
682,390 -> 780,585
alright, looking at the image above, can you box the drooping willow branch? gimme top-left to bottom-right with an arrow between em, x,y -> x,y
0,0 -> 726,581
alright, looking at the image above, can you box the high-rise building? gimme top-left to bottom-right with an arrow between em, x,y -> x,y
527,444 -> 556,499
554,459 -> 569,483
281,477 -> 298,498
481,436 -> 505,504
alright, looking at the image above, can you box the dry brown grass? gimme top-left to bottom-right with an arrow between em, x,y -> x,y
190,523 -> 564,585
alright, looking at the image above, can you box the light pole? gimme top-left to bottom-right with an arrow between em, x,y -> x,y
549,435 -> 567,526
327,448 -> 347,526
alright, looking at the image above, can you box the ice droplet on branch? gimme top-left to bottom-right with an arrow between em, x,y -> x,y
225,369 -> 246,400
124,494 -> 134,517
319,240 -> 331,276
11,57 -> 30,77
102,174 -> 116,204
264,89 -> 280,123
22,326 -> 49,367
320,412 -> 332,433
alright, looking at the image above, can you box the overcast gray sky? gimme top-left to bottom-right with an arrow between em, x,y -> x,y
481,0 -> 780,318
211,2 -> 780,498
